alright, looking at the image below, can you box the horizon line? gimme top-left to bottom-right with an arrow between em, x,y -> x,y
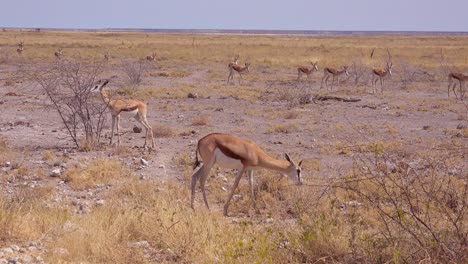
3,27 -> 468,36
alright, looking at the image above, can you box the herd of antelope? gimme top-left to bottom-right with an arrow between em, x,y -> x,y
7,40 -> 466,216
12,41 -> 466,99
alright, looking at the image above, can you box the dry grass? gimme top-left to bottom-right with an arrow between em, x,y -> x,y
152,124 -> 177,138
1,30 -> 467,263
191,115 -> 211,126
62,159 -> 131,190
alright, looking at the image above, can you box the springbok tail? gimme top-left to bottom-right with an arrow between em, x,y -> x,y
193,145 -> 201,170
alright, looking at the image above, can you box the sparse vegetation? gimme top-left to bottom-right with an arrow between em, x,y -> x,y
0,29 -> 467,263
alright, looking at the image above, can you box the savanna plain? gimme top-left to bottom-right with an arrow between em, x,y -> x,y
0,30 -> 467,263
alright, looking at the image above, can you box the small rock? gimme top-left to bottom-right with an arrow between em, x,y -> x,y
2,248 -> 13,254
95,199 -> 105,206
128,241 -> 150,248
53,247 -> 69,256
265,218 -> 274,224
133,126 -> 142,133
20,255 -> 33,263
140,158 -> 148,166
49,168 -> 61,177
5,162 -> 10,167
422,125 -> 430,130
218,174 -> 228,183
456,124 -> 465,130
9,245 -> 19,252
187,92 -> 198,99
158,164 -> 165,169
27,246 -> 37,252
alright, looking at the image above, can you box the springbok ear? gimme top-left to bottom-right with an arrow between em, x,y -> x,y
298,160 -> 303,167
285,153 -> 296,166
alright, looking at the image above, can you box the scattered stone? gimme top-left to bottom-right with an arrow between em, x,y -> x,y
5,162 -> 11,167
140,158 -> 149,166
27,246 -> 37,252
53,247 -> 69,256
133,126 -> 142,133
20,255 -> 33,263
218,174 -> 228,183
422,125 -> 430,130
178,115 -> 184,119
95,199 -> 105,206
49,168 -> 61,177
456,124 -> 465,130
158,164 -> 165,169
127,241 -> 150,248
187,92 -> 198,99
265,218 -> 274,224
2,248 -> 13,254
9,245 -> 19,252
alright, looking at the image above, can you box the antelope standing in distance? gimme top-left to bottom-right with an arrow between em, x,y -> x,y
104,51 -> 110,61
190,133 -> 303,216
448,72 -> 467,100
370,49 -> 393,93
91,79 -> 155,148
297,61 -> 319,81
321,66 -> 349,90
54,48 -> 63,59
16,41 -> 24,56
227,63 -> 250,85
146,52 -> 156,61
228,54 -> 240,68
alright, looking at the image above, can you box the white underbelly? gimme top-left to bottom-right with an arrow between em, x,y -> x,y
214,148 -> 243,170
119,110 -> 139,118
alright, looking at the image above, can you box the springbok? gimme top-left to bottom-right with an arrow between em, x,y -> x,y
448,72 -> 467,100
54,48 -> 63,59
190,133 -> 303,216
16,41 -> 24,56
91,79 -> 155,148
227,63 -> 250,85
321,66 -> 349,90
297,61 -> 319,81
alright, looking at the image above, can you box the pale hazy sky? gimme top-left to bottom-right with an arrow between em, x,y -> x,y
1,0 -> 467,32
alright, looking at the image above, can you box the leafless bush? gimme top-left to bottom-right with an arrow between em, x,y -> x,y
340,149 -> 467,263
269,81 -> 313,107
24,60 -> 107,149
399,61 -> 436,88
121,59 -> 149,89
350,59 -> 370,86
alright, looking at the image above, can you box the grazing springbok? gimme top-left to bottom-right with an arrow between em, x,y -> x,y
297,61 -> 319,81
104,51 -> 110,61
190,133 -> 303,216
54,48 -> 63,59
448,72 -> 467,100
146,52 -> 156,61
371,62 -> 393,93
227,63 -> 250,85
228,54 -> 240,68
16,41 -> 24,56
91,79 -> 155,148
321,66 -> 349,90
